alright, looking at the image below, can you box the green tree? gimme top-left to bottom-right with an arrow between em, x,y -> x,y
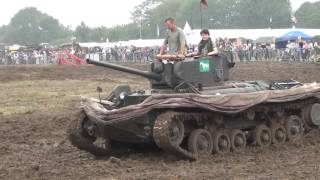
90,26 -> 109,42
74,22 -> 91,42
5,7 -> 71,45
131,0 -> 164,23
132,0 -> 293,31
295,1 -> 320,28
233,0 -> 292,29
107,23 -> 140,41
0,25 -> 7,42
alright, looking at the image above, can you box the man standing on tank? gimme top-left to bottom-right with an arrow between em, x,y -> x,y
158,17 -> 186,59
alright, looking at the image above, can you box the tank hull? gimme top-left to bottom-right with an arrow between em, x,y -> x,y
68,82 -> 320,160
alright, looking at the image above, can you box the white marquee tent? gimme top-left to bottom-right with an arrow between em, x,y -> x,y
79,24 -> 320,48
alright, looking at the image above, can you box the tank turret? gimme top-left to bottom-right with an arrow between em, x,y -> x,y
87,54 -> 234,92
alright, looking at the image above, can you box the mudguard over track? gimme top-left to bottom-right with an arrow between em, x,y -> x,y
81,83 -> 320,125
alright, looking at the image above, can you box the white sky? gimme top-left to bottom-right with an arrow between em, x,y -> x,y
0,0 -> 318,28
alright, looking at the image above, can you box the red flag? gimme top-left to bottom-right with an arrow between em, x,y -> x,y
200,0 -> 208,7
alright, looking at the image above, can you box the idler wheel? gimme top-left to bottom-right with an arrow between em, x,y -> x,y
168,119 -> 185,145
310,104 -> 320,126
229,129 -> 246,152
213,130 -> 231,154
254,124 -> 272,147
304,103 -> 320,127
270,123 -> 286,146
68,112 -> 111,156
285,115 -> 304,142
83,118 -> 97,137
188,129 -> 213,155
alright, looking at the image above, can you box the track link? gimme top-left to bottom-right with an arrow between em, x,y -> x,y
153,111 -> 197,160
152,99 -> 318,160
67,111 -> 112,156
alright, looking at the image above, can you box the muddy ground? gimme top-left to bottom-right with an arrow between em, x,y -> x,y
0,62 -> 320,180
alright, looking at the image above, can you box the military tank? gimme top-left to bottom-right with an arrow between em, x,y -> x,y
68,54 -> 320,160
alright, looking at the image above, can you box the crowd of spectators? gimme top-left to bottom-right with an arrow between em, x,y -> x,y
0,49 -> 56,65
80,38 -> 320,63
82,46 -> 160,62
213,37 -> 320,62
1,38 -> 320,65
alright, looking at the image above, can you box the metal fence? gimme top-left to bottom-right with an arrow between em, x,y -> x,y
231,48 -> 320,63
1,48 -> 320,65
85,47 -> 160,63
0,52 -> 56,65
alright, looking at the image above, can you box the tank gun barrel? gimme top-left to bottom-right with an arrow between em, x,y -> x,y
87,59 -> 162,81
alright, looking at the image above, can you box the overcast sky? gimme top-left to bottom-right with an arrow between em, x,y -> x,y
0,0 -> 318,28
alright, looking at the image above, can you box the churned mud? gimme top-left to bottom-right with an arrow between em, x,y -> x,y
1,62 -> 320,180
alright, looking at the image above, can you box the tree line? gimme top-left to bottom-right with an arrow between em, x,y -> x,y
0,0 -> 319,46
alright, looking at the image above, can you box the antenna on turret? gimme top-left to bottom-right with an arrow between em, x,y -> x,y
97,86 -> 103,103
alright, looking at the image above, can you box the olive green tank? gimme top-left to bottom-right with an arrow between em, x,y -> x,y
68,54 -> 320,160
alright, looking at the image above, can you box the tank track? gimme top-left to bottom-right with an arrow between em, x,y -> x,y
67,112 -> 112,156
152,98 -> 320,161
153,112 -> 197,160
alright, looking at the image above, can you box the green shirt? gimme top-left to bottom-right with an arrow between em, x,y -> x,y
198,38 -> 216,56
164,27 -> 186,55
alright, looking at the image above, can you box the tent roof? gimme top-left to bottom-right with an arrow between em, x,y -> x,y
276,31 -> 312,42
183,21 -> 192,35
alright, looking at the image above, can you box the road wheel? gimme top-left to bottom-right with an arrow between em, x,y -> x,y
271,123 -> 286,146
285,115 -> 304,142
254,124 -> 272,147
188,129 -> 213,156
213,130 -> 231,154
229,129 -> 246,152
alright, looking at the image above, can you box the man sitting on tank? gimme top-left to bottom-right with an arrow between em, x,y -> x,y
188,29 -> 219,57
157,17 -> 186,61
